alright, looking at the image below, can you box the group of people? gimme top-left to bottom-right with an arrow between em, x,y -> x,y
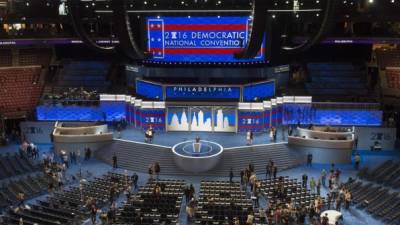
42,152 -> 68,192
59,150 -> 80,168
245,126 -> 281,145
44,87 -> 99,106
20,141 -> 40,159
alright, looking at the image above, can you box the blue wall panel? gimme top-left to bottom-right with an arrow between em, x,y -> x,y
36,101 -> 126,122
238,111 -> 264,132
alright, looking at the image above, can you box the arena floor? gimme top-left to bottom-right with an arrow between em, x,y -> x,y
1,142 -> 399,225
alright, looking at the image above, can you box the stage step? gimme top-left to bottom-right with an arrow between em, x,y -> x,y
95,140 -> 305,177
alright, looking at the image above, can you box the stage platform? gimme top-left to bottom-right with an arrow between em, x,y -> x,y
116,125 -> 288,148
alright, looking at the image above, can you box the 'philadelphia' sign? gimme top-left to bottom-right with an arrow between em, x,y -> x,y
165,85 -> 241,100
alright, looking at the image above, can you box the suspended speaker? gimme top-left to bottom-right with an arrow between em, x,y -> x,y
281,0 -> 338,53
234,0 -> 268,59
68,0 -> 115,54
112,0 -> 151,60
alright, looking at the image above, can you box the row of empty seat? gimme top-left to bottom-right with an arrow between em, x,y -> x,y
0,174 -> 49,210
18,48 -> 52,67
2,172 -> 133,225
344,179 -> 400,224
376,48 -> 400,69
0,66 -> 43,117
195,181 -> 259,225
0,153 -> 39,180
385,68 -> 400,89
358,160 -> 400,189
0,48 -> 52,67
116,179 -> 185,225
0,49 -> 12,67
260,177 -> 324,209
306,63 -> 367,96
57,60 -> 111,88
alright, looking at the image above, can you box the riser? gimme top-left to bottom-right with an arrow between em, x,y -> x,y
95,140 -> 303,176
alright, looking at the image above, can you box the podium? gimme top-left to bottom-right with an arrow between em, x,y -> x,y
193,142 -> 201,153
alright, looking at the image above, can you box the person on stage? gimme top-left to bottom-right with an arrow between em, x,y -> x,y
246,130 -> 253,145
195,136 -> 200,143
145,126 -> 154,143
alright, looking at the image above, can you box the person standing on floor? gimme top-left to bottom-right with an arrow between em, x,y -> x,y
302,173 -> 308,188
154,162 -> 160,180
148,164 -> 153,180
316,179 -> 321,195
229,168 -> 234,183
345,190 -> 352,210
90,203 -> 97,225
307,153 -> 313,167
354,153 -> 361,170
273,166 -> 277,179
310,177 -> 316,194
132,173 -> 138,190
112,153 -> 118,169
266,164 -> 271,179
321,169 -> 327,187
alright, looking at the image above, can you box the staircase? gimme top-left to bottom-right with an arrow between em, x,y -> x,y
95,140 -> 304,177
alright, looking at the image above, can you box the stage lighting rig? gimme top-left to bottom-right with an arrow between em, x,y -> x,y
68,0 -> 338,61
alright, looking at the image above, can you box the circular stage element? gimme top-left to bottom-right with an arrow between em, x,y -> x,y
172,140 -> 223,173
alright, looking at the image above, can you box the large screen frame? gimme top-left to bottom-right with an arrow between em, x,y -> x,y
135,79 -> 165,100
136,79 -> 275,102
243,80 -> 276,102
144,16 -> 268,64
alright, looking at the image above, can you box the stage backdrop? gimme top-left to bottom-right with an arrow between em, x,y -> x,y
167,106 -> 237,132
146,16 -> 265,63
167,107 -> 190,131
355,127 -> 397,151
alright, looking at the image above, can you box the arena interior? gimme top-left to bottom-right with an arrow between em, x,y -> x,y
0,0 -> 400,225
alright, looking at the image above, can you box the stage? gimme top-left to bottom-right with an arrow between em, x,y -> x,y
116,125 -> 288,148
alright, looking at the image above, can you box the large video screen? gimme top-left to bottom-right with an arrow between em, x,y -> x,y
146,16 -> 265,63
243,81 -> 275,102
136,80 -> 164,100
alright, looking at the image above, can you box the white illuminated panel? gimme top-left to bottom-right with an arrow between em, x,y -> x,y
263,101 -> 272,109
283,96 -> 295,103
115,95 -> 126,101
295,96 -> 312,103
153,101 -> 166,109
277,97 -> 283,104
99,94 -> 115,101
141,101 -> 154,109
134,99 -> 142,107
271,98 -> 277,106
